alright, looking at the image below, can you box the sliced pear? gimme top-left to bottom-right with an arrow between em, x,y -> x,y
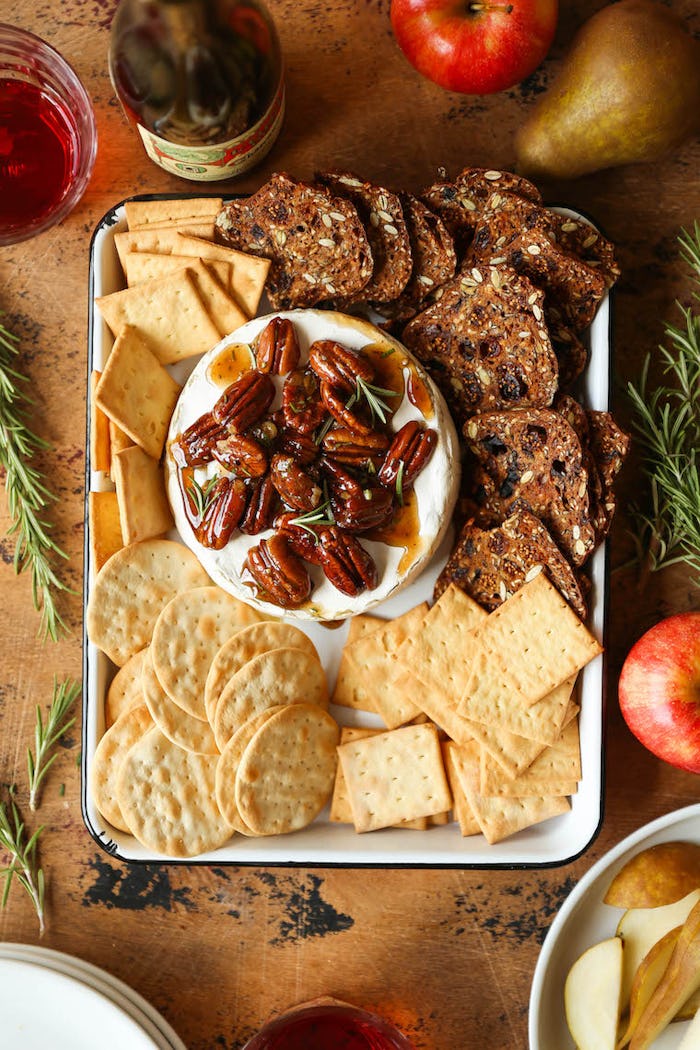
677,987 -> 700,1022
617,927 -> 681,1048
604,843 -> 700,909
678,1008 -> 700,1049
565,937 -> 623,1050
617,889 -> 700,1009
629,898 -> 700,1049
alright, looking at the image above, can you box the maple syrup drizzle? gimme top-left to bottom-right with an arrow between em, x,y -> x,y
206,343 -> 254,387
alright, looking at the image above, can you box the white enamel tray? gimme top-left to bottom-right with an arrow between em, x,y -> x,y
529,804 -> 700,1049
83,196 -> 610,867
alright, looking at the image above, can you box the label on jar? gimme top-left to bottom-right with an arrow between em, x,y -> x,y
136,77 -> 285,182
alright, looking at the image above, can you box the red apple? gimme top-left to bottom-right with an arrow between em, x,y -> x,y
618,612 -> 700,775
390,0 -> 558,95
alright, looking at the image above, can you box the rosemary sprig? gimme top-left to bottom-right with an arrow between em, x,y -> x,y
627,223 -> 700,583
0,789 -> 46,935
288,500 -> 335,538
0,317 -> 72,640
186,474 -> 218,518
27,677 -> 81,811
347,376 -> 398,426
395,460 -> 406,507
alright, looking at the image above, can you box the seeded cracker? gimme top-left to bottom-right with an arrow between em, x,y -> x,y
86,539 -> 211,667
402,265 -> 558,426
214,173 -> 373,309
235,705 -> 340,836
316,171 -> 413,304
421,167 -> 542,245
434,508 -> 588,620
117,727 -> 233,858
142,648 -> 218,756
338,722 -> 451,833
381,193 -> 457,321
463,407 -> 596,566
90,704 -> 154,831
150,585 -> 264,719
205,621 -> 318,723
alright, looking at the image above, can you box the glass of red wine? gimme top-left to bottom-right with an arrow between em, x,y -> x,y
241,997 -> 416,1050
0,24 -> 97,246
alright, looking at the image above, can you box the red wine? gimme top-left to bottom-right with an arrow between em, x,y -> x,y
243,1002 -> 415,1050
0,78 -> 77,231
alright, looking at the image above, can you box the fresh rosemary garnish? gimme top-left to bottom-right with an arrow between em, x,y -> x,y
395,461 -> 405,507
186,474 -> 218,518
27,677 -> 81,811
288,500 -> 335,538
627,222 -> 700,583
0,788 -> 46,935
0,316 -> 72,640
347,376 -> 398,426
314,414 -> 335,445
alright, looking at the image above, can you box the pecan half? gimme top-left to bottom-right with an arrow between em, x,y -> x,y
320,457 -> 365,499
194,476 -> 247,550
212,371 -> 275,433
321,427 -> 389,470
316,527 -> 378,596
239,475 -> 278,535
244,533 -> 312,608
308,340 -> 375,392
275,511 -> 324,564
212,432 -> 268,478
320,380 -> 373,435
270,453 -> 323,512
173,412 -> 227,467
282,368 -> 328,435
378,421 -> 437,492
331,486 -> 395,533
278,426 -> 319,466
255,316 -> 301,374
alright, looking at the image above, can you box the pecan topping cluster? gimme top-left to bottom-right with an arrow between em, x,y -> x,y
172,317 -> 437,609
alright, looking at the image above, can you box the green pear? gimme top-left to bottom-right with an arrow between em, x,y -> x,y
515,0 -> 700,179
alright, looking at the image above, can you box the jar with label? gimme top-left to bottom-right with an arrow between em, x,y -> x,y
108,0 -> 284,182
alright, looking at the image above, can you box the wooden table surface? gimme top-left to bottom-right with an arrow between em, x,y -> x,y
1,1 -> 699,1046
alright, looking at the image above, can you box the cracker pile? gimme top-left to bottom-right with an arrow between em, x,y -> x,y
213,166 -> 629,621
87,538 -> 339,857
89,198 -> 270,564
330,575 -> 598,843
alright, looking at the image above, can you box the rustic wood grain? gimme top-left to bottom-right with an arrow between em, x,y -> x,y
1,1 -> 700,1047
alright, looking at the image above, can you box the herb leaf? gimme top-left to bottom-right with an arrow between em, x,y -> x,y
27,677 -> 80,811
354,376 -> 397,426
627,222 -> 700,583
186,474 -> 218,518
0,316 -> 73,640
0,789 -> 46,935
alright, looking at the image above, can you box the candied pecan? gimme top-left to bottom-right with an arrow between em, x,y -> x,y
173,412 -> 227,467
320,380 -> 373,435
378,420 -> 437,492
308,340 -> 375,392
321,427 -> 389,470
282,368 -> 328,434
278,426 -> 319,465
270,453 -> 323,512
239,475 -> 278,535
194,476 -> 247,550
212,371 -> 275,433
244,533 -> 312,608
331,485 -> 395,533
255,316 -> 301,374
275,511 -> 324,563
212,432 -> 268,478
320,457 -> 365,499
316,527 -> 377,596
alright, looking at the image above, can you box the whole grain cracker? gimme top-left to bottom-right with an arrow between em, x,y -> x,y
95,326 -> 181,459
151,585 -> 264,719
116,727 -> 233,857
204,621 -> 318,723
339,603 -> 429,728
105,648 -> 147,727
86,539 -> 211,666
111,445 -> 174,545
90,703 -> 153,831
451,740 -> 570,844
235,704 -> 340,836
458,574 -> 601,713
213,647 -> 328,751
95,268 -> 221,365
142,648 -> 218,755
88,491 -> 123,573
337,722 -> 451,833
214,706 -> 287,834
